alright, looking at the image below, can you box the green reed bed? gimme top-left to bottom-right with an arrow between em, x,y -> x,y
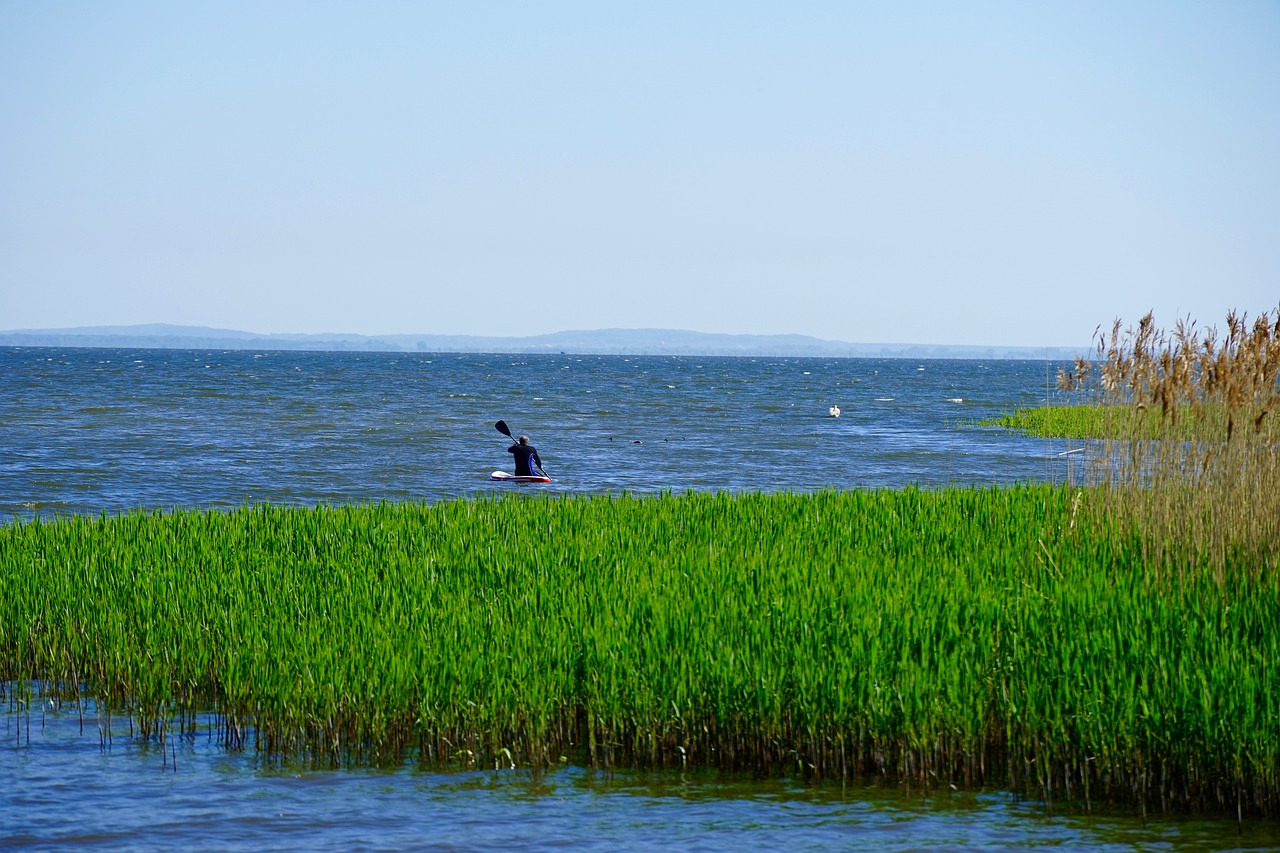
2,488 -> 1277,816
979,404 -> 1106,438
981,403 -> 1273,441
981,404 -> 1209,439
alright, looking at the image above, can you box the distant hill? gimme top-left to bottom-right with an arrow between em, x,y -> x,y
0,323 -> 1089,360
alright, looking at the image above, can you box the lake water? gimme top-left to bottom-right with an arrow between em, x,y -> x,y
2,347 -> 1076,521
1,347 -> 1262,850
6,693 -> 1274,851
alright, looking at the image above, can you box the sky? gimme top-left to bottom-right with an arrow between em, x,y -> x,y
2,2 -> 1277,347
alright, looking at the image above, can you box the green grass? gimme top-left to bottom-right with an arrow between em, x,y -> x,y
980,404 -> 1178,439
981,403 -> 1276,441
978,405 -> 1109,438
2,490 -> 1278,815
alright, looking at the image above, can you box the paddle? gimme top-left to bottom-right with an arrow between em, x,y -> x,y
494,420 -> 548,477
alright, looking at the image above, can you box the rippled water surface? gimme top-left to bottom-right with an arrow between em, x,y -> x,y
5,700 -> 1274,852
6,347 -> 1263,850
3,347 -> 1077,520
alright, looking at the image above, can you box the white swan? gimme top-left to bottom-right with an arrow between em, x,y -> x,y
828,404 -> 841,418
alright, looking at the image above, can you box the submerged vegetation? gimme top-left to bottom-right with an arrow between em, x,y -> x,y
2,487 -> 1278,816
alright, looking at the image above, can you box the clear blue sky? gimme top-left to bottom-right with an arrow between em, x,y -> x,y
2,2 -> 1277,346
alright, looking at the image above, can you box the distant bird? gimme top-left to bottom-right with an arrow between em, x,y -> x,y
829,405 -> 841,418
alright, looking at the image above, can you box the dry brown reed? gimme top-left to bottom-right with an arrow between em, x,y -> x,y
1057,305 -> 1280,574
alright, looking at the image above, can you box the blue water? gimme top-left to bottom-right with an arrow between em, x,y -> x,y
2,347 -> 1074,522
6,698 -> 1275,852
6,347 -> 1260,851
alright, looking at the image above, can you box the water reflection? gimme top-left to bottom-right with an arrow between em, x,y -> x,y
3,701 -> 1273,852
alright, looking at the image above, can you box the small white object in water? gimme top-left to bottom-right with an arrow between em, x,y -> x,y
947,398 -> 964,403
829,405 -> 841,418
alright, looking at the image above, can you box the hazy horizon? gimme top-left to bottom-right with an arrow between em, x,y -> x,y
3,3 -> 1277,346
0,321 -> 1091,359
0,319 -> 1089,344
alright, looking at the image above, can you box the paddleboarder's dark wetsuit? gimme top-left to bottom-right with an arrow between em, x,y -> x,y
508,437 -> 544,477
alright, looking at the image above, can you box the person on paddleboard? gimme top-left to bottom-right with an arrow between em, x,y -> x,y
508,436 -> 545,477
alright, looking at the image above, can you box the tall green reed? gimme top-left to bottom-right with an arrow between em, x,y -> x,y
2,489 -> 1277,814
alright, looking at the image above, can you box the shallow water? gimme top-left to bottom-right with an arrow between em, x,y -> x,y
4,700 -> 1274,852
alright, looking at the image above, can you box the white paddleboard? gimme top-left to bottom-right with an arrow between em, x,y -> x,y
490,471 -> 552,483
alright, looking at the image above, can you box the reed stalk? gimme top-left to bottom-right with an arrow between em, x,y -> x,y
1053,306 -> 1280,574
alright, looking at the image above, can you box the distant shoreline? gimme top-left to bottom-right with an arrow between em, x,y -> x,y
0,324 -> 1089,361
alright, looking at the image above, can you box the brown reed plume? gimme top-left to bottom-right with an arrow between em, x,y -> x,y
1058,305 -> 1280,575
